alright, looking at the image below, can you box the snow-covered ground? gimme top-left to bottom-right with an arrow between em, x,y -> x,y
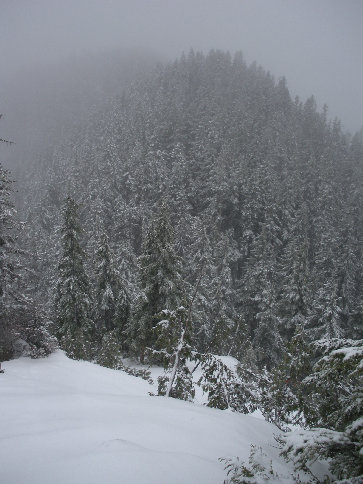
1,351 -> 296,484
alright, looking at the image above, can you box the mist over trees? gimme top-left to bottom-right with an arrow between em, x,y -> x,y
1,50 -> 362,481
16,50 -> 362,354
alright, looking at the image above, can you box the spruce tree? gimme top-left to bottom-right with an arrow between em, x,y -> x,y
94,232 -> 130,334
281,339 -> 363,481
260,325 -> 313,429
132,202 -> 183,362
94,232 -> 130,365
0,163 -> 18,360
197,353 -> 258,413
155,306 -> 195,401
16,305 -> 57,358
278,200 -> 311,341
247,218 -> 283,369
55,197 -> 93,359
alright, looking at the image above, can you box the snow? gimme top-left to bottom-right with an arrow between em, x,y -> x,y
331,345 -> 363,361
1,351 -> 294,484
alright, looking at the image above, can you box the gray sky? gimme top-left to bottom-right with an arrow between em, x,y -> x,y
1,0 -> 363,132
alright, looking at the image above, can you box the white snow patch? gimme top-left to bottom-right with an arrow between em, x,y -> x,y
331,345 -> 363,361
1,351 -> 294,484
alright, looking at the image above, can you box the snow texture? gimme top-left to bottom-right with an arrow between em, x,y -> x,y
0,351 -> 294,484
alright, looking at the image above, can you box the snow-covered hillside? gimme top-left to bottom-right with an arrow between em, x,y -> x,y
1,352 -> 294,484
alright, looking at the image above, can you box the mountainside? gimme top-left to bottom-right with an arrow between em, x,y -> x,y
21,50 -> 362,362
1,50 -> 362,482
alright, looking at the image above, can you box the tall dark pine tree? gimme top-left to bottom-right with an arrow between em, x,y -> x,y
55,197 -> 92,360
131,202 -> 183,362
0,163 -> 18,360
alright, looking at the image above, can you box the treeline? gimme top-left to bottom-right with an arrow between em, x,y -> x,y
20,50 -> 362,364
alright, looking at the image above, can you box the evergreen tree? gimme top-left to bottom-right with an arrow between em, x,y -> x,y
278,200 -> 311,341
55,197 -> 93,359
15,305 -> 57,358
131,202 -> 183,362
197,353 -> 257,413
260,325 -> 313,429
189,228 -> 237,355
0,163 -> 18,360
97,329 -> 124,369
280,338 -> 363,481
93,232 -> 130,363
94,232 -> 130,334
155,306 -> 195,402
228,317 -> 258,369
247,217 -> 283,369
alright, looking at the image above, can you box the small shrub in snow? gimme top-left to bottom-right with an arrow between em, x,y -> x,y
151,307 -> 195,401
197,353 -> 258,412
122,365 -> 153,384
220,445 -> 280,483
14,308 -> 58,358
96,329 -> 124,368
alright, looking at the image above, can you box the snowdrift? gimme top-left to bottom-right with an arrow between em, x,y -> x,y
1,351 -> 291,484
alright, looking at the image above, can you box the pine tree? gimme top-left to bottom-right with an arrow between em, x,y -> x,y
94,232 -> 130,334
0,163 -> 18,360
247,218 -> 283,369
55,197 -> 93,360
280,339 -> 363,481
197,353 -> 257,413
278,200 -> 311,341
97,329 -> 123,369
94,232 -> 130,363
204,232 -> 237,355
234,156 -> 284,369
15,305 -> 57,358
260,325 -> 313,429
132,202 -> 183,362
155,306 -> 195,402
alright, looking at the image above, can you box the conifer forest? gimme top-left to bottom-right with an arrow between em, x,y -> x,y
1,48 -> 362,483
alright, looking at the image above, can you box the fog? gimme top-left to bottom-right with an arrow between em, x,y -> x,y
1,0 -> 363,136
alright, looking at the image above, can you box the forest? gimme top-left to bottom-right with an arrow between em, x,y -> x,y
1,50 -> 362,482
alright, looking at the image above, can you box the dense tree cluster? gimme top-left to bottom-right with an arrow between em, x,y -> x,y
2,51 -> 362,481
1,120 -> 55,360
0,162 -> 18,360
19,50 -> 361,363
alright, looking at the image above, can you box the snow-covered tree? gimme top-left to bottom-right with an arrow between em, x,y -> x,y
131,202 -> 183,362
155,306 -> 195,402
278,200 -> 311,341
94,232 -> 130,334
280,338 -> 363,481
197,354 -> 257,413
55,197 -> 93,359
14,305 -> 57,358
242,203 -> 284,369
0,163 -> 18,360
96,329 -> 124,369
260,325 -> 313,429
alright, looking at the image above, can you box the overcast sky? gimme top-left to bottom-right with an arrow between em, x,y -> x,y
2,0 -> 363,132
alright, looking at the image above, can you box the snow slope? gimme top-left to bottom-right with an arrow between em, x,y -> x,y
1,351 -> 292,484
